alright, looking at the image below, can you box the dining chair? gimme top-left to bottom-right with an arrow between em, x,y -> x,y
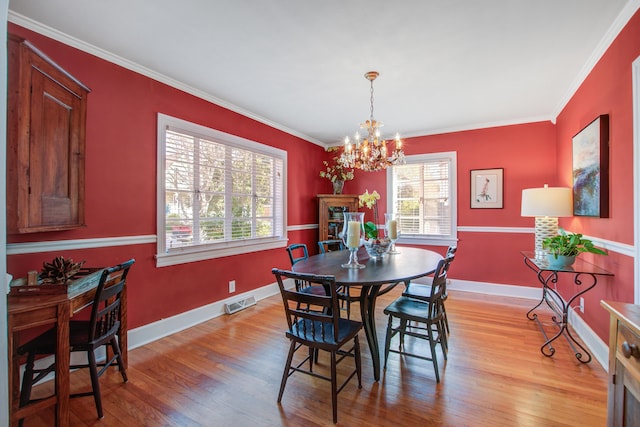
402,245 -> 457,334
18,259 -> 135,420
383,257 -> 449,383
272,268 -> 363,424
317,239 -> 345,253
285,243 -> 327,296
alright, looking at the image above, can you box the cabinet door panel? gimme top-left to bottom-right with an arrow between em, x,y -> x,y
29,70 -> 83,227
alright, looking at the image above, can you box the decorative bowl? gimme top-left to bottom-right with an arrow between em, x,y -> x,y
363,238 -> 392,259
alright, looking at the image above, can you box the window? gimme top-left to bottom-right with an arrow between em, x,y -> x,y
156,114 -> 287,267
387,152 -> 457,246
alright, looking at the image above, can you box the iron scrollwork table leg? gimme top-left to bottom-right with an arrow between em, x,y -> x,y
523,256 -> 598,364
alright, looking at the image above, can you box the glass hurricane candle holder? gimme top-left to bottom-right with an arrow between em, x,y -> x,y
340,212 -> 365,269
385,212 -> 400,254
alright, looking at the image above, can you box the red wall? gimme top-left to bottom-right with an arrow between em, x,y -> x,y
7,8 -> 639,344
553,9 -> 640,339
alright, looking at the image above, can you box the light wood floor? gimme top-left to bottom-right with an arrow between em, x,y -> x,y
22,287 -> 608,426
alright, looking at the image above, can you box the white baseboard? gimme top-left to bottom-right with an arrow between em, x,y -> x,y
446,278 -> 542,300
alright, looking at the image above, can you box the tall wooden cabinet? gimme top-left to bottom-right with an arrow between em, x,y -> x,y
601,301 -> 640,426
7,34 -> 91,233
317,194 -> 359,242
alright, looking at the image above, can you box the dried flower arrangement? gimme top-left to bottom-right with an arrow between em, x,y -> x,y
40,256 -> 85,284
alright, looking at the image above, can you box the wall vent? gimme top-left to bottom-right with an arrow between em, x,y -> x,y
224,295 -> 256,314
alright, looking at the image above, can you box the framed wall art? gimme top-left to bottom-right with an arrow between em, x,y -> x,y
470,168 -> 503,209
572,114 -> 609,217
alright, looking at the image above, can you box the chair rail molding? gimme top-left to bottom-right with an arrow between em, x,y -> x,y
6,235 -> 157,255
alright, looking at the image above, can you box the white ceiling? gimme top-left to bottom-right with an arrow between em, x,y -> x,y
7,0 -> 636,146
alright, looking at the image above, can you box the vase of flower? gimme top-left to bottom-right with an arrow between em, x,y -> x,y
333,180 -> 344,194
340,212 -> 365,269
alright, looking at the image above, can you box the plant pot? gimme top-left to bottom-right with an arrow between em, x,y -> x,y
333,180 -> 344,194
546,254 -> 576,268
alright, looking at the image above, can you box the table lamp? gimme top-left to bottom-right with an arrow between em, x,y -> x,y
521,184 -> 573,258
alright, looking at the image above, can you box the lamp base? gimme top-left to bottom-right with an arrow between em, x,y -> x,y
534,216 -> 558,258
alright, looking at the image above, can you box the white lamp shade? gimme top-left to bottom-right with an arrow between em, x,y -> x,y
521,186 -> 573,217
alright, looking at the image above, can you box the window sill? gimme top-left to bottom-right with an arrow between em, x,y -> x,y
156,237 -> 288,267
397,235 -> 458,248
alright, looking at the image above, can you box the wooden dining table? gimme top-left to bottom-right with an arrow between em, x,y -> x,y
293,246 -> 443,381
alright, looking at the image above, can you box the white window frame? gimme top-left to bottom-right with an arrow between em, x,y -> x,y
156,113 -> 287,267
386,151 -> 457,247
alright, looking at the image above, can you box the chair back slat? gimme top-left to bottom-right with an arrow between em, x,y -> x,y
89,259 -> 135,345
272,268 -> 340,343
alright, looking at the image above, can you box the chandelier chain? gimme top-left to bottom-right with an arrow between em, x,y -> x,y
369,78 -> 375,122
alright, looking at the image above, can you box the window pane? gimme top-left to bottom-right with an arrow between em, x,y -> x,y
232,170 -> 252,194
200,218 -> 225,242
199,194 -> 224,218
256,196 -> 273,217
166,191 -> 194,220
232,219 -> 252,239
256,219 -> 273,237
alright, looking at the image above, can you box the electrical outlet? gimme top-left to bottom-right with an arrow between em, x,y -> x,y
579,297 -> 585,313
229,280 -> 236,293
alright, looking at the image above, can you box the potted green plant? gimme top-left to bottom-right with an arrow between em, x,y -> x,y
542,228 -> 607,267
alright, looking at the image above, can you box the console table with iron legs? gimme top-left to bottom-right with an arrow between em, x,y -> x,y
521,251 -> 613,363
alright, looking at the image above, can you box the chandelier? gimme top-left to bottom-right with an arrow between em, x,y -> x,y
339,71 -> 405,172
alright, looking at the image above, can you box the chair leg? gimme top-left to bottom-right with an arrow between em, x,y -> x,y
19,352 -> 37,409
277,341 -> 296,403
354,335 -> 362,388
330,350 -> 338,424
87,350 -> 104,419
427,324 -> 440,383
438,319 -> 448,357
110,337 -> 128,382
384,315 -> 393,369
308,347 -> 315,372
345,288 -> 351,319
399,318 -> 408,350
442,303 -> 450,335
